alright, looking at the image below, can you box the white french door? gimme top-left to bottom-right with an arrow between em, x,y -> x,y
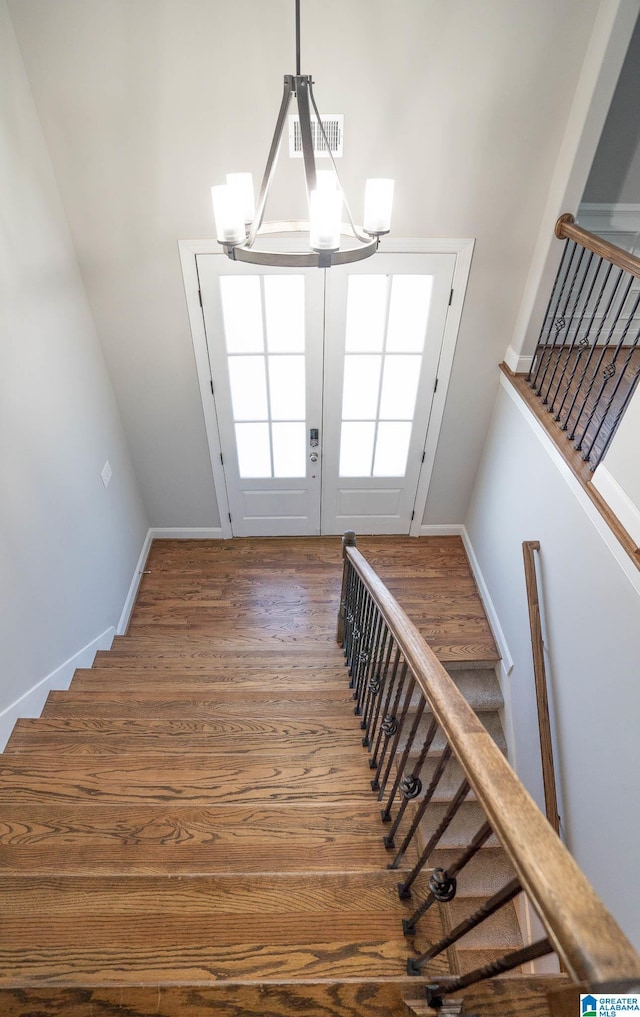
195,250 -> 458,536
321,254 -> 455,533
198,258 -> 324,536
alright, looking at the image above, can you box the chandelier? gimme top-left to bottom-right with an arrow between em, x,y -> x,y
210,0 -> 394,268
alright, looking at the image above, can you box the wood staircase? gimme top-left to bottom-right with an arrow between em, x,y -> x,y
0,537 -> 565,1016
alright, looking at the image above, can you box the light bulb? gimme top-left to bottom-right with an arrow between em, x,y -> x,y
226,173 -> 255,225
309,188 -> 342,252
364,178 -> 394,235
211,184 -> 246,245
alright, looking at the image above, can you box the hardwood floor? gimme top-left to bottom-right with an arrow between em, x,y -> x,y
0,536 -> 515,1016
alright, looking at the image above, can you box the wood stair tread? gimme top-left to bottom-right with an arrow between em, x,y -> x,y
6,721 -> 365,756
0,802 -> 399,873
41,695 -> 363,721
69,667 -> 351,687
0,981 -> 426,1016
0,754 -> 386,804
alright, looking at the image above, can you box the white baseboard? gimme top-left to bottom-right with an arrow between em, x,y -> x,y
149,527 -> 225,539
591,464 -> 640,549
461,526 -> 514,675
0,627 -> 115,751
117,530 -> 154,635
504,345 -> 533,375
418,524 -> 464,536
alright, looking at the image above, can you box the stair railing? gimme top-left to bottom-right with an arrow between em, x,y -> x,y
522,540 -> 561,836
337,531 -> 640,1008
527,213 -> 640,470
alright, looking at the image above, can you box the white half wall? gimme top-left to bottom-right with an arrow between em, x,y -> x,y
0,1 -> 148,739
465,378 -> 640,950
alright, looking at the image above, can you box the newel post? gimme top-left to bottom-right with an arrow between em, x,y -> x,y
336,530 -> 357,644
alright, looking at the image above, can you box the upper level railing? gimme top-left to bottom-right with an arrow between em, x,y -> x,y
338,532 -> 640,1009
527,214 -> 640,470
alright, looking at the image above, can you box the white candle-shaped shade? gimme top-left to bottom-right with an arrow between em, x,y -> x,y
315,169 -> 339,192
211,184 -> 246,245
226,173 -> 255,224
363,178 -> 394,235
309,188 -> 342,252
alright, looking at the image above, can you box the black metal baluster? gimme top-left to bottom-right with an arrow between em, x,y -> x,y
349,574 -> 366,692
403,821 -> 493,935
424,938 -> 553,1004
344,566 -> 357,678
397,778 -> 471,898
353,590 -> 375,711
383,717 -> 440,852
580,301 -> 640,464
342,561 -> 356,662
559,264 -> 624,433
380,691 -> 426,820
528,238 -> 576,387
407,877 -> 522,976
567,272 -> 632,442
377,671 -> 415,804
387,742 -> 453,864
533,241 -> 583,396
592,355 -> 640,468
359,605 -> 383,729
362,618 -> 389,747
554,258 -> 613,424
547,251 -> 600,414
541,247 -> 592,406
367,628 -> 394,759
370,648 -> 403,784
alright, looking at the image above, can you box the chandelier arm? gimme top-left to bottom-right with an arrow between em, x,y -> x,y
307,80 -> 370,244
248,75 -> 295,247
296,76 -> 318,197
228,222 -> 378,267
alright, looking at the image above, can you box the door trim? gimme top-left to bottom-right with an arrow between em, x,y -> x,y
179,237 -> 475,539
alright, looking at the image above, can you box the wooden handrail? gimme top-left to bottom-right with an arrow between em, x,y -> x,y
344,540 -> 640,987
555,212 -> 640,281
522,541 -> 561,836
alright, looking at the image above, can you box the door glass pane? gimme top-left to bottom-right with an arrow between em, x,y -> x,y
265,276 -> 305,352
268,355 -> 306,420
345,276 -> 388,351
220,276 -> 264,353
386,275 -> 433,352
341,355 -> 382,419
339,421 -> 375,477
235,422 -> 272,478
272,422 -> 306,477
373,422 -> 412,477
228,356 -> 268,420
379,355 -> 422,420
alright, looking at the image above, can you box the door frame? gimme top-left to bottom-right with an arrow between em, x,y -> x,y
178,236 -> 474,538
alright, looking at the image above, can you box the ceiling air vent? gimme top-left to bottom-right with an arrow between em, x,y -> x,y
288,114 -> 344,158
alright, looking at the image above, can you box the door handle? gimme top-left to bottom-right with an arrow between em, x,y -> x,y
309,452 -> 319,463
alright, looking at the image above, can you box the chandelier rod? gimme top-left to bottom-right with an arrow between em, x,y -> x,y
295,0 -> 301,76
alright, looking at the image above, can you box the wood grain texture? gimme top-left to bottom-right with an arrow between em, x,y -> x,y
522,541 -> 561,834
0,536 -> 516,1012
0,981 -> 423,1016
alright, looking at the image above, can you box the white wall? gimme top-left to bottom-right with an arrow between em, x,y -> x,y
6,0 -> 601,527
592,383 -> 640,547
465,379 -> 640,950
0,0 -> 148,743
583,11 -> 640,205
